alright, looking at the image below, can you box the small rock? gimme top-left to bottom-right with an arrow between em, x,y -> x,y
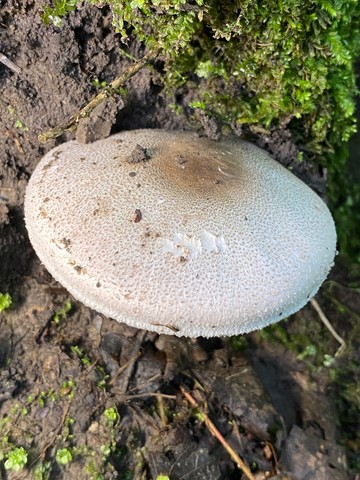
280,425 -> 348,480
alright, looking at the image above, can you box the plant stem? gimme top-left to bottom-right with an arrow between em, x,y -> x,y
310,297 -> 346,356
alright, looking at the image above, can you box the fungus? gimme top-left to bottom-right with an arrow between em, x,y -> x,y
24,130 -> 337,337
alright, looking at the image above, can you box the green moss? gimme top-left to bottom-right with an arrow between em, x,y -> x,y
41,1 -> 360,139
258,319 -> 339,369
107,0 -> 360,146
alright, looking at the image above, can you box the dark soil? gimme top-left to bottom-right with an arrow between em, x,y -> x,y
0,2 -> 359,480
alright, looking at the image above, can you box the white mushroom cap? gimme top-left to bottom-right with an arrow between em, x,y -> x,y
24,130 -> 337,337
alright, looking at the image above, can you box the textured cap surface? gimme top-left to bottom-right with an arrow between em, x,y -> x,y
25,129 -> 337,337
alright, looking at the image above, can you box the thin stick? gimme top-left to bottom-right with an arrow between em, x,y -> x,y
125,392 -> 177,401
0,52 -> 21,74
157,394 -> 168,427
310,298 -> 346,356
129,373 -> 162,392
108,351 -> 142,387
180,386 -> 255,480
38,48 -> 160,144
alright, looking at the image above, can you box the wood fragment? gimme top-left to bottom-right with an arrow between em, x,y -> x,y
180,386 -> 255,480
0,52 -> 21,74
38,48 -> 160,144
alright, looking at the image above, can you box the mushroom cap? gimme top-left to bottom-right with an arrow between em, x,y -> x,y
25,129 -> 336,337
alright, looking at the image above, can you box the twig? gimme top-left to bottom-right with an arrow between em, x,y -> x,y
128,373 -> 162,392
0,52 -> 21,74
124,392 -> 177,401
180,386 -> 255,480
157,394 -> 168,427
108,351 -> 143,387
38,47 -> 160,144
310,298 -> 346,356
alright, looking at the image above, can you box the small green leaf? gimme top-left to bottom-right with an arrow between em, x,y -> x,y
56,448 -> 73,465
0,293 -> 12,312
103,407 -> 119,425
4,447 -> 28,471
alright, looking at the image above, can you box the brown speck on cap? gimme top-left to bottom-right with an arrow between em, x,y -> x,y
134,209 -> 142,223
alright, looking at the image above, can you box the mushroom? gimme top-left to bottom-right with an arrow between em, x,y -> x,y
24,129 -> 336,337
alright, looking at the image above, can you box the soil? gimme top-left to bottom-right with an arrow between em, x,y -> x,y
0,2 -> 359,480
